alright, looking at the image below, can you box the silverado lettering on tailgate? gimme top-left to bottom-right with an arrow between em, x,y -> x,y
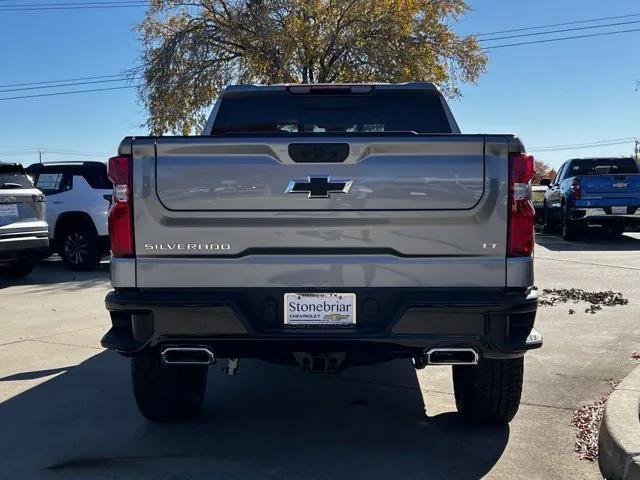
144,243 -> 231,251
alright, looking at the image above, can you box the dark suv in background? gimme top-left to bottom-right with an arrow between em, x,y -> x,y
0,163 -> 48,278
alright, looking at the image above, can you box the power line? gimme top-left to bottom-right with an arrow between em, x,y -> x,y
0,0 -> 145,5
0,13 -> 639,97
0,77 -> 138,93
0,148 -> 112,158
0,0 -> 140,2
529,138 -> 636,149
44,149 -> 112,156
531,143 -> 635,153
473,12 -> 640,37
0,5 -> 145,10
0,85 -> 138,101
0,2 -> 146,9
0,73 -> 127,88
484,27 -> 640,50
530,139 -> 636,153
0,148 -> 40,158
533,143 -> 634,152
478,19 -> 640,42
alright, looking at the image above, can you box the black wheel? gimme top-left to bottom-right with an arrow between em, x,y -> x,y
453,357 -> 524,425
131,355 -> 208,422
0,259 -> 35,279
58,223 -> 101,271
542,203 -> 557,233
561,205 -> 578,241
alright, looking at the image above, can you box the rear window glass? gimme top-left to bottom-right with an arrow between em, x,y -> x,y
212,90 -> 452,134
0,172 -> 33,189
35,173 -> 64,191
568,158 -> 639,176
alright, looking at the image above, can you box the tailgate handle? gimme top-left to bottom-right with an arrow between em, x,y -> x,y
288,143 -> 349,163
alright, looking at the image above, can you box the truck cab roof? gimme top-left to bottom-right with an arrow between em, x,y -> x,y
222,82 -> 439,93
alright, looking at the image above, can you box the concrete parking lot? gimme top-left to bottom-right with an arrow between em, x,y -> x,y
1,231 -> 640,480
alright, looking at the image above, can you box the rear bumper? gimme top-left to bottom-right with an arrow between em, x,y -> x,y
102,287 -> 540,361
0,231 -> 49,261
570,207 -> 640,225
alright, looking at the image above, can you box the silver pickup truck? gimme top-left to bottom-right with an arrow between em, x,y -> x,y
102,83 -> 541,424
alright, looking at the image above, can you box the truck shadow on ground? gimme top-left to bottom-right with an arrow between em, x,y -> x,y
0,259 -> 109,291
535,229 -> 640,252
0,352 -> 509,480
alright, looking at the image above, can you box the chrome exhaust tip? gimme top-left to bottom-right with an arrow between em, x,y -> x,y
161,347 -> 215,365
525,327 -> 543,347
426,347 -> 479,366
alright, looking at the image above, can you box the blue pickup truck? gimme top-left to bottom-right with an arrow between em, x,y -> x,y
542,157 -> 640,240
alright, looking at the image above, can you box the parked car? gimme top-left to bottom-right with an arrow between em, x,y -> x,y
102,82 -> 541,425
25,161 -> 111,270
0,162 -> 49,278
531,183 -> 549,222
543,157 -> 640,240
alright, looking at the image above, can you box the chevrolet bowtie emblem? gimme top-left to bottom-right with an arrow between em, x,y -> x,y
285,176 -> 352,198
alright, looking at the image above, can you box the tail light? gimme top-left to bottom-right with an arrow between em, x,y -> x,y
508,152 -> 535,256
107,155 -> 134,257
571,179 -> 581,200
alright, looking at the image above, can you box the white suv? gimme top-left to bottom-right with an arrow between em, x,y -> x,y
26,162 -> 111,270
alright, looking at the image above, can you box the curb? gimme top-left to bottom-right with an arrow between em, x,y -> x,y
599,365 -> 640,479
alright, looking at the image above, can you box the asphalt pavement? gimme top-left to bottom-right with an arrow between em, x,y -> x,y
1,230 -> 639,479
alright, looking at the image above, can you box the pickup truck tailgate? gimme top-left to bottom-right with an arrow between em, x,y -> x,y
155,137 -> 484,211
579,174 -> 640,199
129,135 -> 517,288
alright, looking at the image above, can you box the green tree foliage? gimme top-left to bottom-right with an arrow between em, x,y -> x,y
136,0 -> 487,134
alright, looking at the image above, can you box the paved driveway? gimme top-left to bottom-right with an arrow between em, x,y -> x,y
1,231 -> 639,479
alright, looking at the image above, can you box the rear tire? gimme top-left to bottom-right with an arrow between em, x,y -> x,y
561,205 -> 578,241
131,355 -> 208,422
0,259 -> 35,279
453,357 -> 524,425
58,223 -> 101,271
543,204 -> 557,233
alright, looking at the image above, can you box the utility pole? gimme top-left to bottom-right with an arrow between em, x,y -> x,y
38,149 -> 43,164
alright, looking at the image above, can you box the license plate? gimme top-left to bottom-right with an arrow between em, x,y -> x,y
0,204 -> 18,217
611,206 -> 627,215
284,293 -> 356,326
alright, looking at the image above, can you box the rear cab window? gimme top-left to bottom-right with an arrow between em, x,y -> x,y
211,89 -> 453,135
568,158 -> 639,176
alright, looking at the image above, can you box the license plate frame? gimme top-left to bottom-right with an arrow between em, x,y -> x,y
284,292 -> 356,326
611,206 -> 627,215
0,204 -> 18,217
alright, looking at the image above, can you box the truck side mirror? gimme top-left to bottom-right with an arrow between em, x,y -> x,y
539,178 -> 551,187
